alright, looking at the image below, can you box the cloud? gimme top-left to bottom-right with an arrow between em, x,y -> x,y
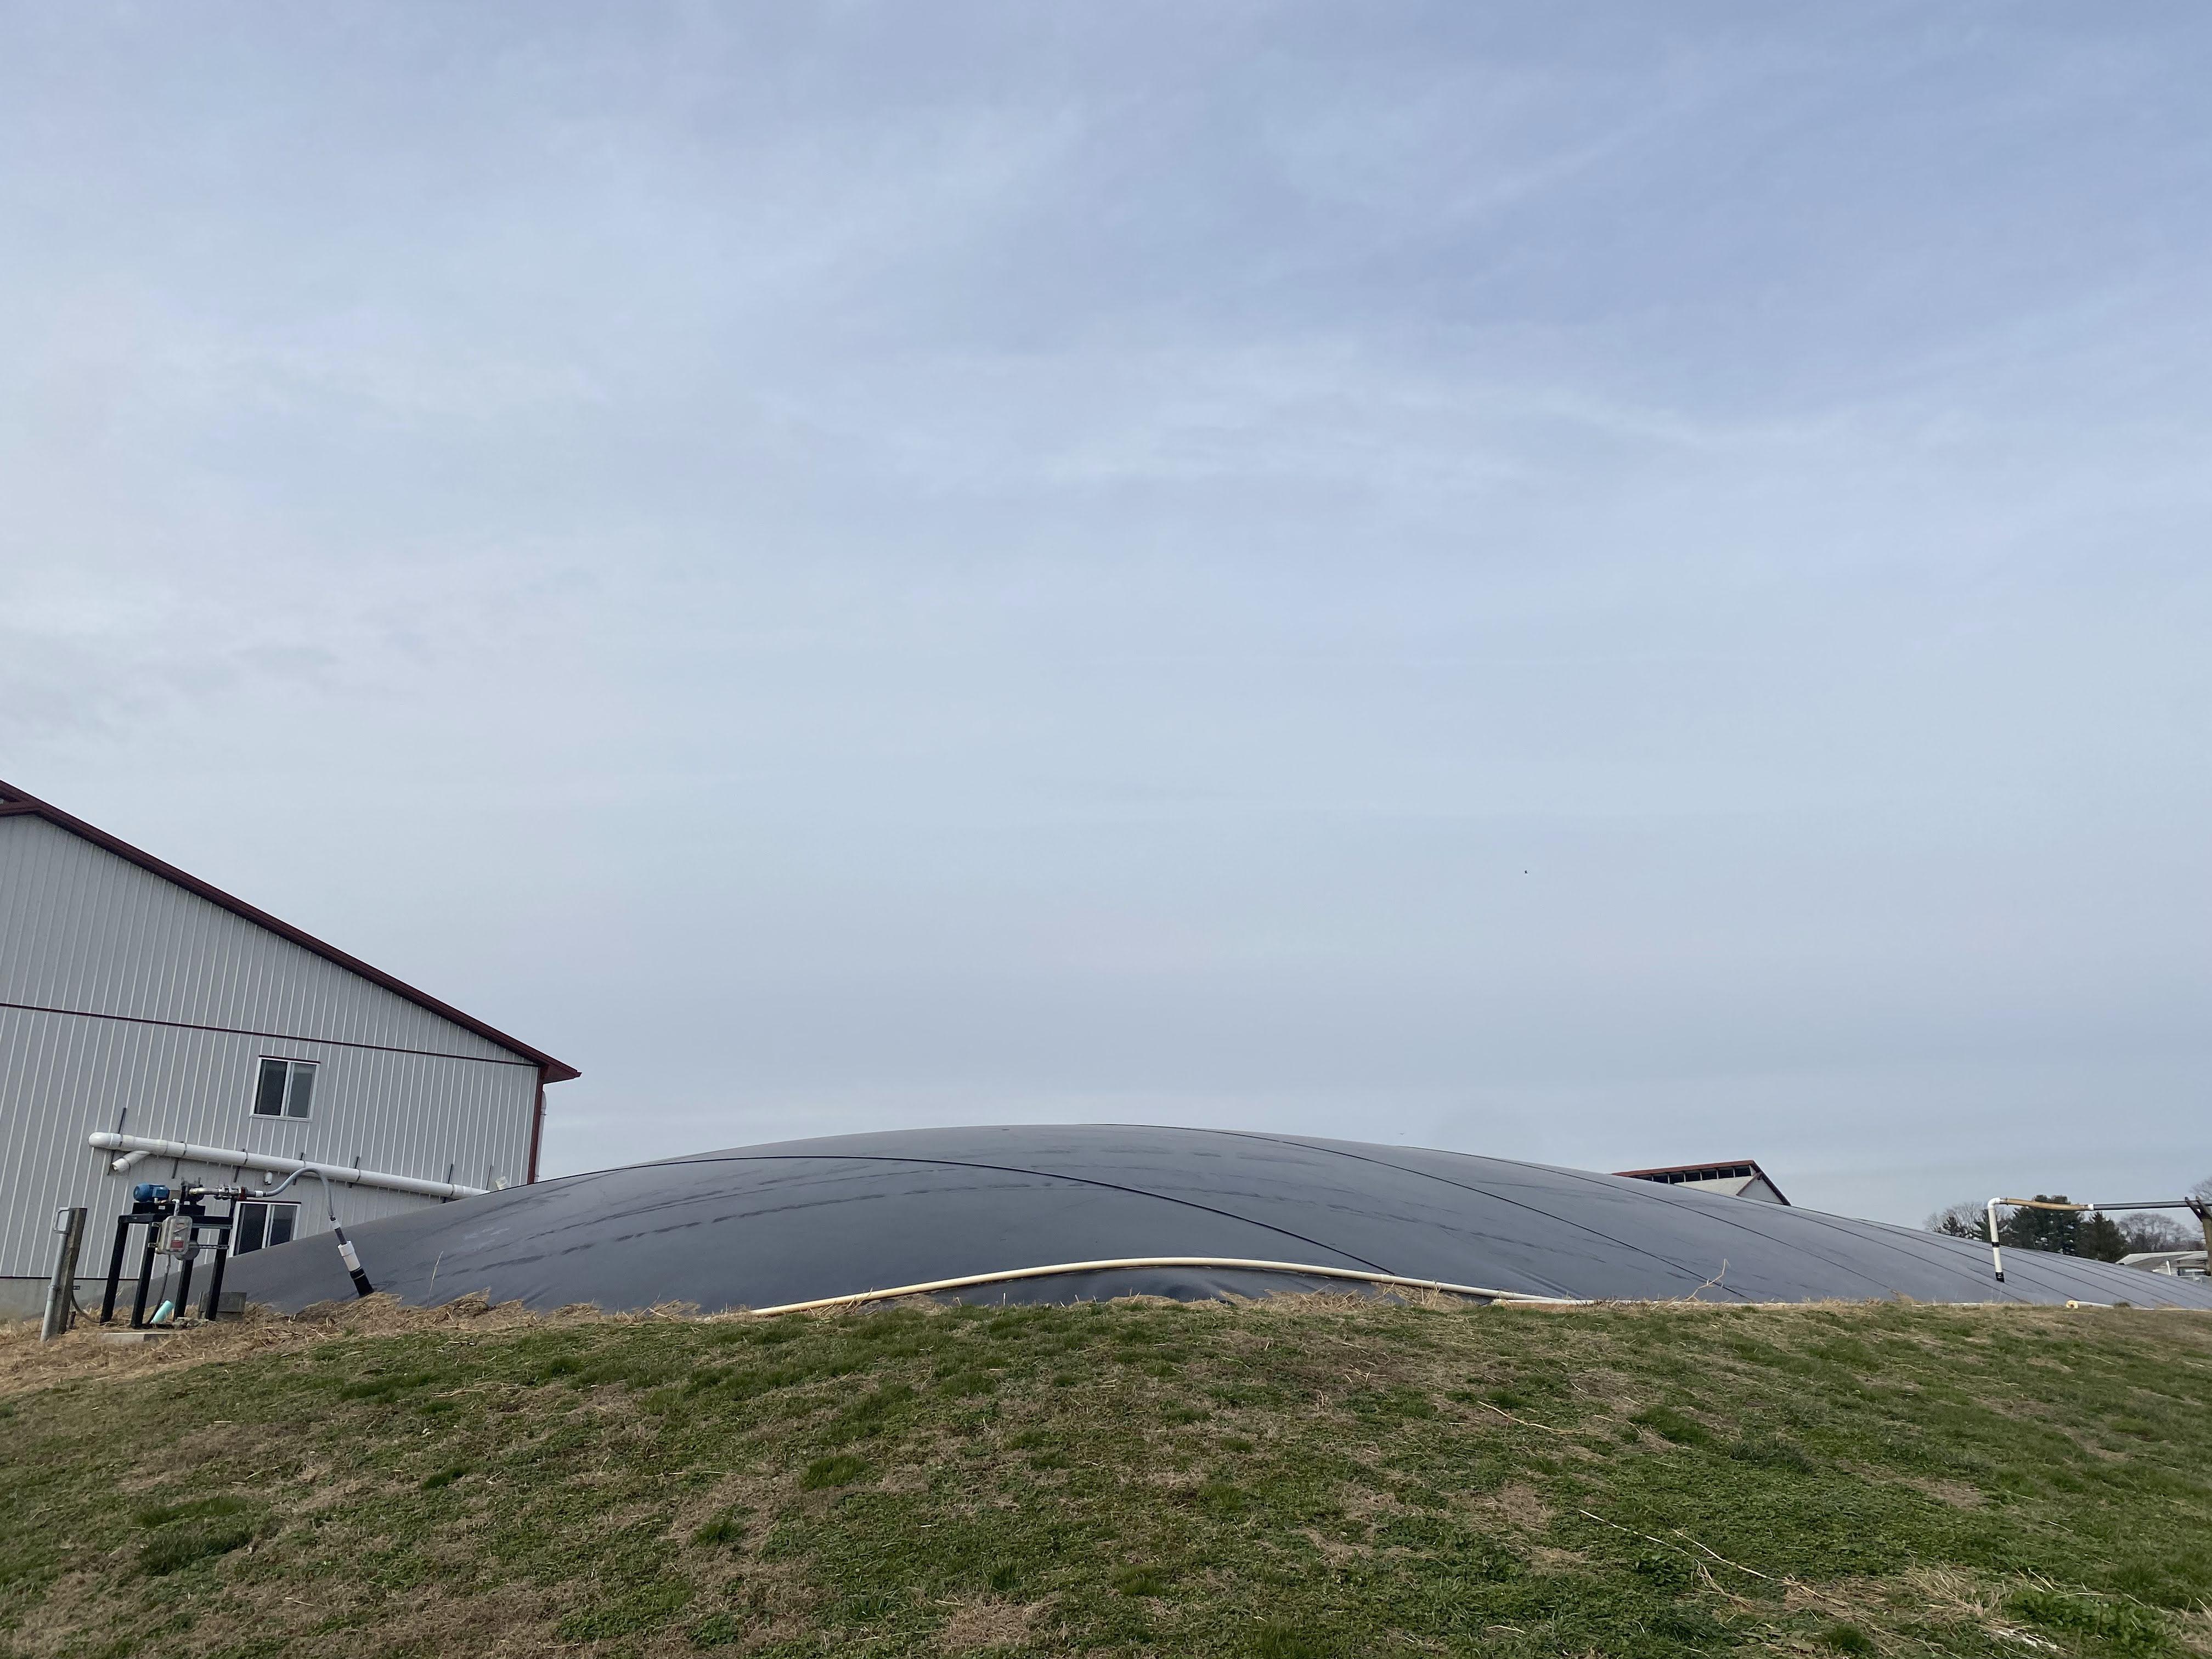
4,3 -> 2209,1224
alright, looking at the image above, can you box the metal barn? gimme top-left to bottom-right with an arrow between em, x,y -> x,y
0,779 -> 576,1317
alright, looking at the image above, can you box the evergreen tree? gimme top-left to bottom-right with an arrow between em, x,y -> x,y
2006,1196 -> 2081,1256
2075,1212 -> 2128,1262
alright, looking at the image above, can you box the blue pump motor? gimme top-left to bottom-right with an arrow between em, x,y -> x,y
132,1183 -> 171,1204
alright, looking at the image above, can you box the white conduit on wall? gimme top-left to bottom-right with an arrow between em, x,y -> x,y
87,1132 -> 486,1200
744,1257 -> 1588,1317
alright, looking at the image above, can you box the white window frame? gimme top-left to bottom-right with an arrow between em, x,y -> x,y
251,1056 -> 319,1120
230,1199 -> 301,1255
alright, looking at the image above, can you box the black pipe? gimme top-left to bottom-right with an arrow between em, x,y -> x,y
99,1214 -> 132,1324
332,1223 -> 375,1298
173,1246 -> 195,1323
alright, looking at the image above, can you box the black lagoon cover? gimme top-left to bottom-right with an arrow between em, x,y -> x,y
225,1124 -> 2212,1315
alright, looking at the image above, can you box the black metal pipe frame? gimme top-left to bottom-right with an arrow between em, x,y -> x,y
98,1199 -> 242,1329
183,1210 -> 234,1322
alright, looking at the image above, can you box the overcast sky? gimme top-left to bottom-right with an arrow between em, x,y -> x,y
4,5 -> 2208,1224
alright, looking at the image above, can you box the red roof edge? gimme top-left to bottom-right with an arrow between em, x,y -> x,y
0,776 -> 579,1086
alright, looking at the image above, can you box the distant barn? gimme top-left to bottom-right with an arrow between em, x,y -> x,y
0,779 -> 575,1317
1614,1159 -> 1790,1205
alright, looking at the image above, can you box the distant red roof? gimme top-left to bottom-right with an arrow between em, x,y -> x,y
0,777 -> 578,1085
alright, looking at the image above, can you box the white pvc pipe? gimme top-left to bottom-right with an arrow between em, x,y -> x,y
742,1256 -> 1587,1317
87,1132 -> 484,1200
1985,1193 -> 2124,1284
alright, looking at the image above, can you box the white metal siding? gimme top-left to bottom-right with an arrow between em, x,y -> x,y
0,1005 -> 538,1277
0,815 -> 547,1282
0,816 -> 517,1062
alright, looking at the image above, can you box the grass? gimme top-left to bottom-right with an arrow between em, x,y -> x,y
2,1295 -> 2209,1657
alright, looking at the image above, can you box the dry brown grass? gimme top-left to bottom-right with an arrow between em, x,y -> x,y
936,1596 -> 1047,1652
0,1291 -> 539,1396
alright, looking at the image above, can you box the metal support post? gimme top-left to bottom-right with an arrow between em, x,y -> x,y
199,1235 -> 231,1322
40,1207 -> 87,1341
99,1214 -> 132,1324
173,1245 -> 196,1322
128,1223 -> 159,1329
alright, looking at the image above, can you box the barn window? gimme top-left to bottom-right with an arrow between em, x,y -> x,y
231,1200 -> 300,1254
252,1057 -> 318,1119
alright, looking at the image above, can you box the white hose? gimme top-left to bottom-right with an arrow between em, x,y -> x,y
741,1256 -> 1586,1317
256,1164 -> 377,1298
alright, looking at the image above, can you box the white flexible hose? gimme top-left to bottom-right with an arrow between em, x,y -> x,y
741,1256 -> 1586,1317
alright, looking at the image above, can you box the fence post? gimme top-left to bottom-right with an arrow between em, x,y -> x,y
40,1207 -> 88,1342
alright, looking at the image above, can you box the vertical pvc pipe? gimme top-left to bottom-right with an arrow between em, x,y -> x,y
1987,1198 -> 2006,1283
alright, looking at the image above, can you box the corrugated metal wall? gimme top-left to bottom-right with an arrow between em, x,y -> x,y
0,816 -> 517,1061
0,816 -> 544,1282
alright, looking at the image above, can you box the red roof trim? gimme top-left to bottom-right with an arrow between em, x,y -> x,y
0,777 -> 579,1086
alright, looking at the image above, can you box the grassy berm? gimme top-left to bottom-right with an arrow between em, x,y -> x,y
3,1295 -> 2209,1658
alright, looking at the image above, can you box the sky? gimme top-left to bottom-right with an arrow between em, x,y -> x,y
3,4 -> 2208,1226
